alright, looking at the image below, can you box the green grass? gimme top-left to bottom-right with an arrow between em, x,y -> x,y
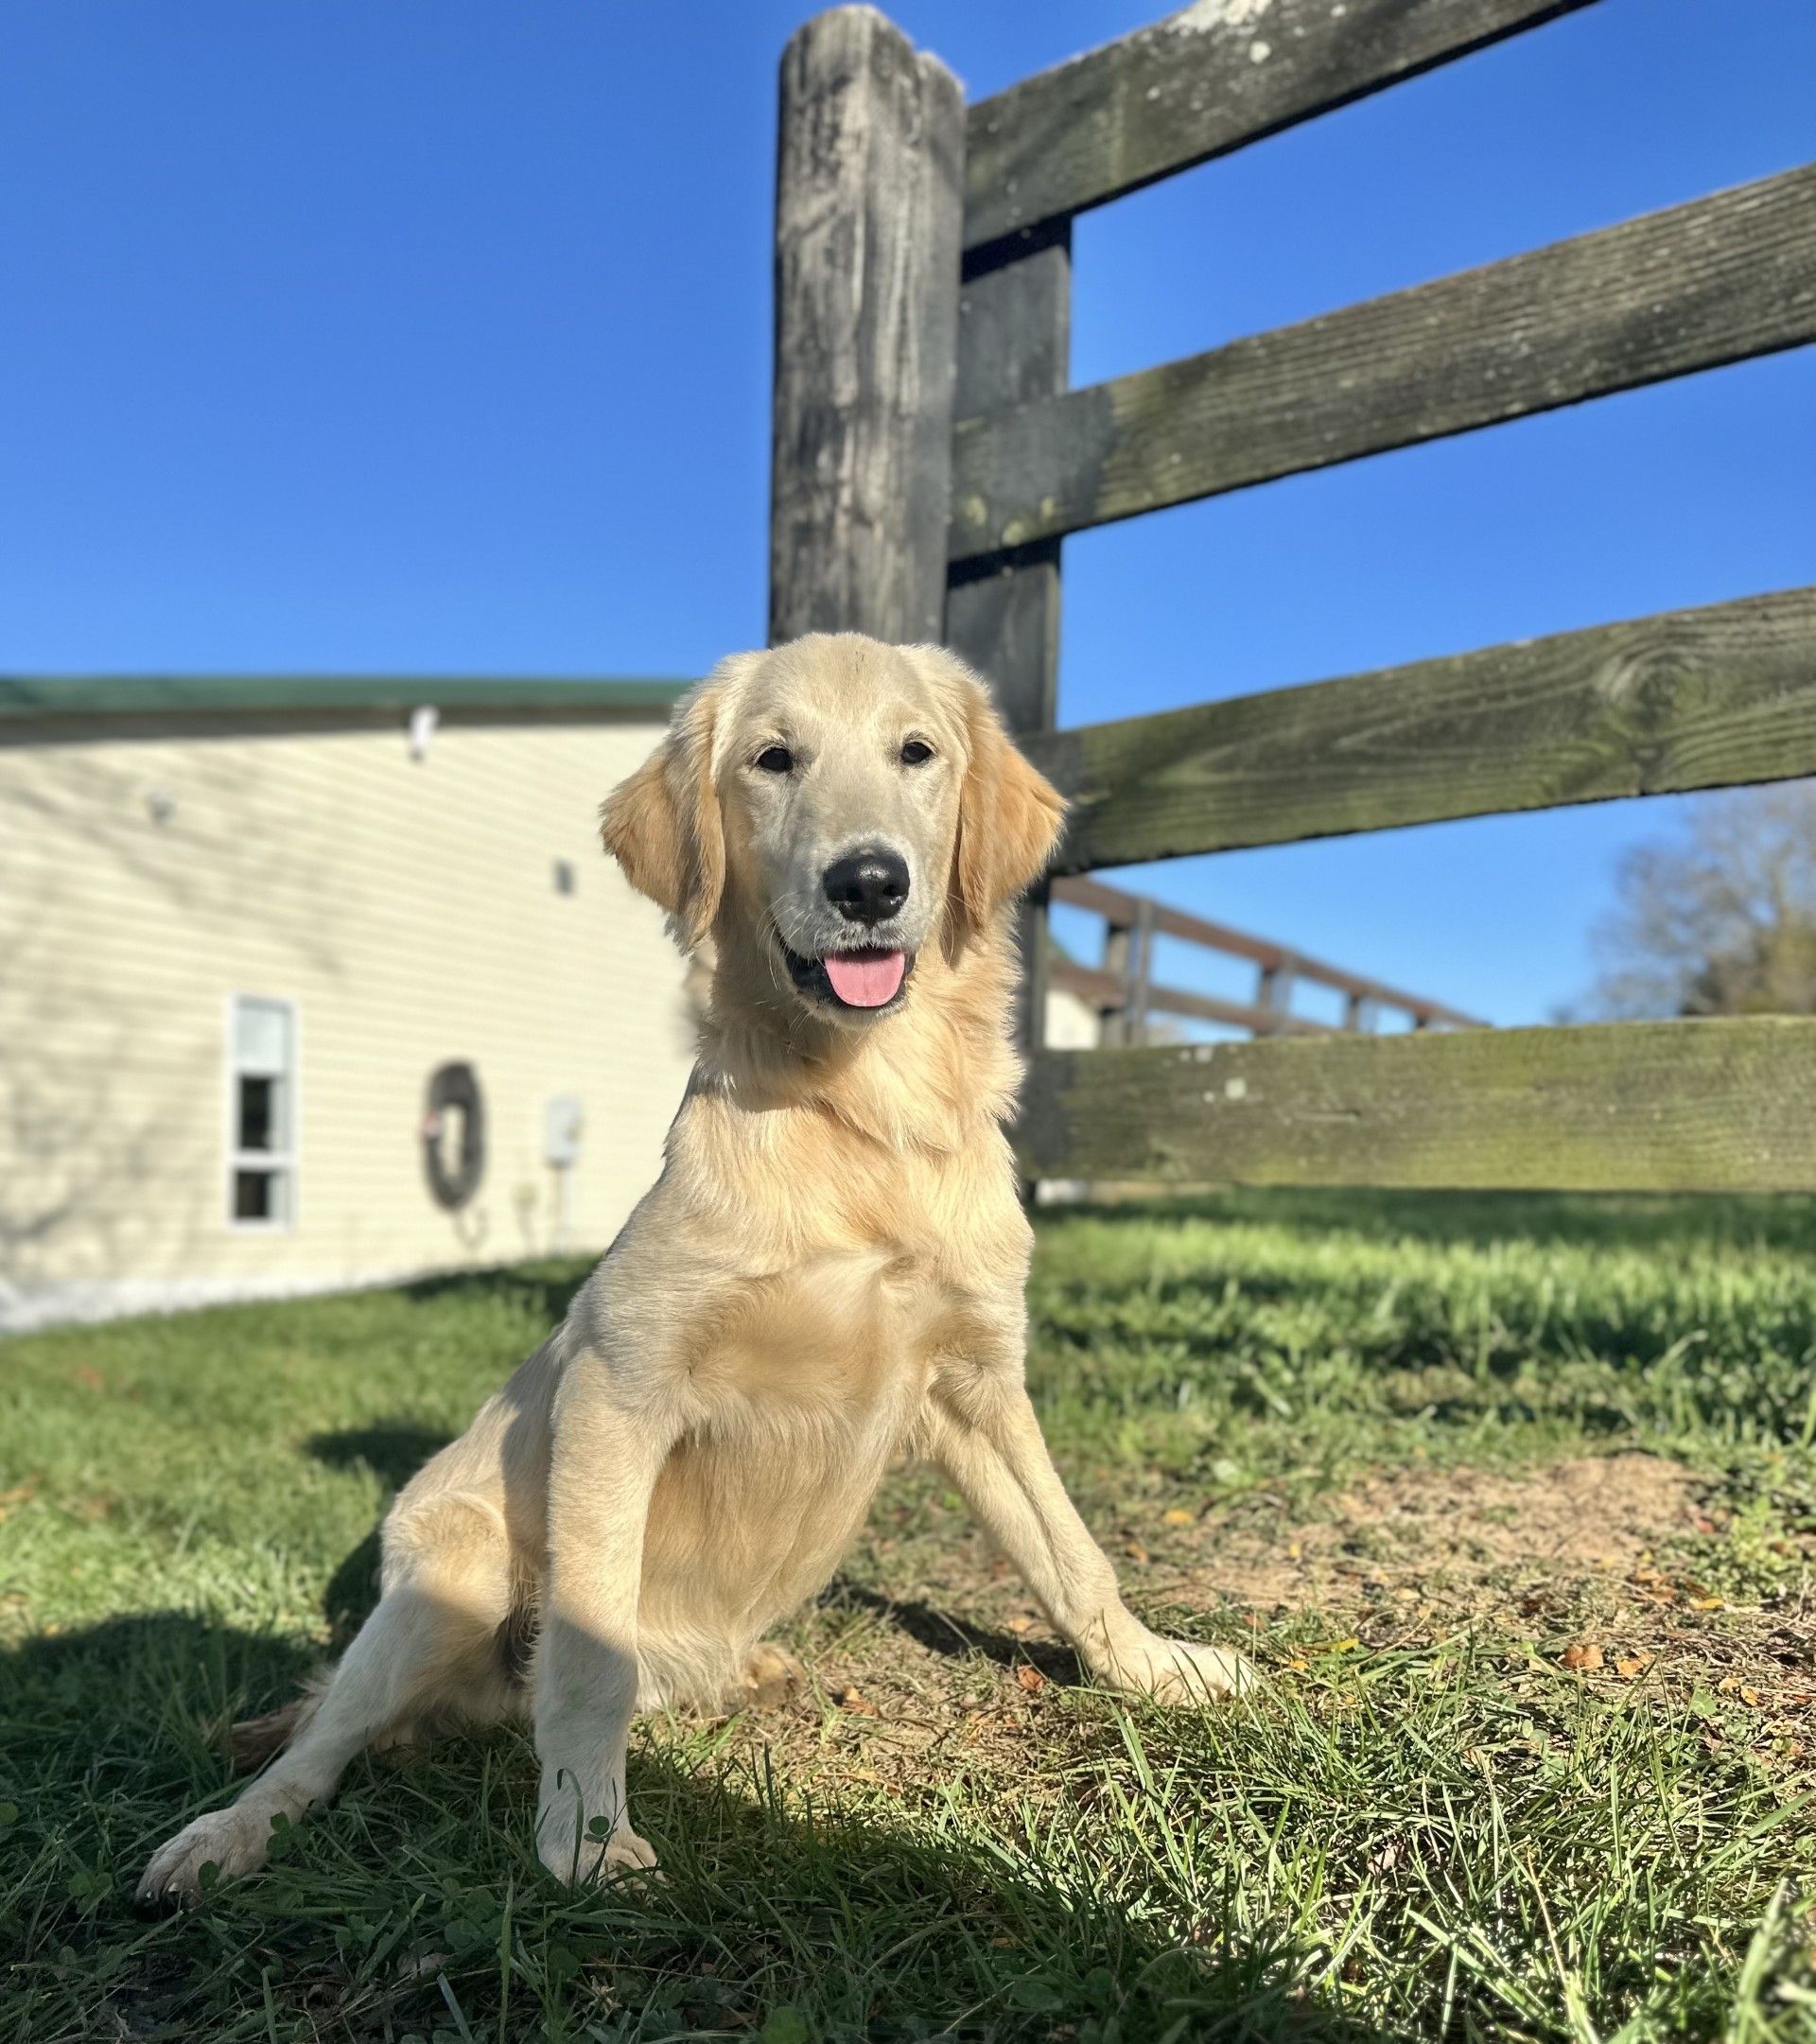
3,1192 -> 1814,2041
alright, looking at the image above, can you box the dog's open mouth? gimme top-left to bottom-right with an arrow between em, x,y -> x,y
780,941 -> 911,1011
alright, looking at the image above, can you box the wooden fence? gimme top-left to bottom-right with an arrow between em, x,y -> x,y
768,1 -> 1816,1193
1048,875 -> 1480,1045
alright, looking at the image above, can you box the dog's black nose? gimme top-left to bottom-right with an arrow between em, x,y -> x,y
823,847 -> 910,925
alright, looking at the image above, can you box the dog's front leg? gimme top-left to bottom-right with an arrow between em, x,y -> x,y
928,1354 -> 1256,1703
533,1352 -> 680,1884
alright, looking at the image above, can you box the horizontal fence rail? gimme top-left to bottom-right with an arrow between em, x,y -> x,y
963,0 -> 1598,251
1024,586 -> 1816,872
1016,1018 -> 1816,1192
1050,959 -> 1336,1039
1050,874 -> 1479,1036
951,164 -> 1816,560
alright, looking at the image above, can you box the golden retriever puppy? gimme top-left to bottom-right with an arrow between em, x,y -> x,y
138,634 -> 1252,1905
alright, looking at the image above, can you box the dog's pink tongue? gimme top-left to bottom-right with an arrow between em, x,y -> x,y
824,949 -> 906,1007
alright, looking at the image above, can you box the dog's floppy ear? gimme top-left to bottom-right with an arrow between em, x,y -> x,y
904,646 -> 1067,945
602,659 -> 745,950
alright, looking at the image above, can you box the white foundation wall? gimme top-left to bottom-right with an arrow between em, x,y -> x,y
0,714 -> 694,1328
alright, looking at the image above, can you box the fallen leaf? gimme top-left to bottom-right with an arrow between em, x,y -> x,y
1321,1637 -> 1361,1654
1004,1615 -> 1034,1635
1615,1652 -> 1654,1679
1561,1642 -> 1604,1672
1687,1596 -> 1723,1612
1124,1540 -> 1149,1564
1162,1508 -> 1195,1527
1015,1665 -> 1045,1695
835,1686 -> 879,1718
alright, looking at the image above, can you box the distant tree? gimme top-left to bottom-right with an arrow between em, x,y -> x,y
1583,783 -> 1816,1019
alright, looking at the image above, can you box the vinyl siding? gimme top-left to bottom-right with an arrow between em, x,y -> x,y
0,715 -> 693,1320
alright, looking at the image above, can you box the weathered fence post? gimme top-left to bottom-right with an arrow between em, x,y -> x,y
1099,913 -> 1134,1048
770,8 -> 965,645
1257,955 -> 1298,1036
945,219 -> 1073,1065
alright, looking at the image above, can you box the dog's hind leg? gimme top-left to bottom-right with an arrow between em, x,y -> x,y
740,1641 -> 807,1708
136,1493 -> 515,1909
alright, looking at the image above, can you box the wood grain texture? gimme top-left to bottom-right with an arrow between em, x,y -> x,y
770,8 -> 964,643
944,220 -> 1071,734
942,220 -> 1073,1059
963,0 -> 1596,250
1016,1020 -> 1816,1192
951,165 -> 1816,559
1026,587 -> 1816,869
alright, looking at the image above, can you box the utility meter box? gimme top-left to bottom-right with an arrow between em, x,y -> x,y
543,1095 -> 584,1169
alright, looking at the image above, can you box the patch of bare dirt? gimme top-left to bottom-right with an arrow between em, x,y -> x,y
668,1453 -> 1813,1793
1155,1452 -> 1702,1616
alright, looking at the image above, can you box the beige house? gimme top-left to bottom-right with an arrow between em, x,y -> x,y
1,673 -> 1106,1333
0,675 -> 697,1330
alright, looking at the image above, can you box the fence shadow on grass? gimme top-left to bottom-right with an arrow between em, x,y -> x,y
1049,1186 -> 1816,1255
0,1608 -> 1392,2044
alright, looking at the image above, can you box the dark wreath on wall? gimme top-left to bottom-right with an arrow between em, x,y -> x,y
422,1061 -> 485,1211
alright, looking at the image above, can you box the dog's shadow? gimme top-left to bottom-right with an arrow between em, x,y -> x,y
2,1425 -> 1391,2041
4,1606 -> 1389,2043
822,1579 -> 1088,1686
307,1422 -> 453,1636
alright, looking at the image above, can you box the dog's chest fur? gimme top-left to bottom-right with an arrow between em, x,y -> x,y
625,1095 -> 1025,1683
673,1108 -> 1019,1435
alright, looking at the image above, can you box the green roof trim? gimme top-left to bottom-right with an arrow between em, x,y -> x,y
0,673 -> 692,725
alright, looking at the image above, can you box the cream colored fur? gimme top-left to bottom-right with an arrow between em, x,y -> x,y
137,634 -> 1252,1907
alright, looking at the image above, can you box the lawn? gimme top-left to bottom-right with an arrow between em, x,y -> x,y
3,1191 -> 1814,2042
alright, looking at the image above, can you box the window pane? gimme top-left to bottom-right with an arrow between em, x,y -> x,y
237,1074 -> 278,1151
234,1168 -> 276,1220
234,999 -> 290,1074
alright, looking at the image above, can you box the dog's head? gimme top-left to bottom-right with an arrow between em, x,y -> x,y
602,634 -> 1065,1027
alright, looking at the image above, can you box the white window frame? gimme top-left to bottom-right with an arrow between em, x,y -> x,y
225,994 -> 299,1232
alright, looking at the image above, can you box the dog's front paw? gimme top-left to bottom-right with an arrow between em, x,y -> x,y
135,1803 -> 280,1912
535,1793 -> 658,1886
1107,1635 -> 1258,1705
536,1818 -> 658,1886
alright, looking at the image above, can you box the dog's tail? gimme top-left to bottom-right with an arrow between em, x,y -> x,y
228,1668 -> 333,1772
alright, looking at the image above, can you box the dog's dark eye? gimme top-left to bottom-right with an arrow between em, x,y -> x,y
899,739 -> 934,767
755,744 -> 794,775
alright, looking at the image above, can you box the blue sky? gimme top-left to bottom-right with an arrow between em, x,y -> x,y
3,0 -> 1812,1025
